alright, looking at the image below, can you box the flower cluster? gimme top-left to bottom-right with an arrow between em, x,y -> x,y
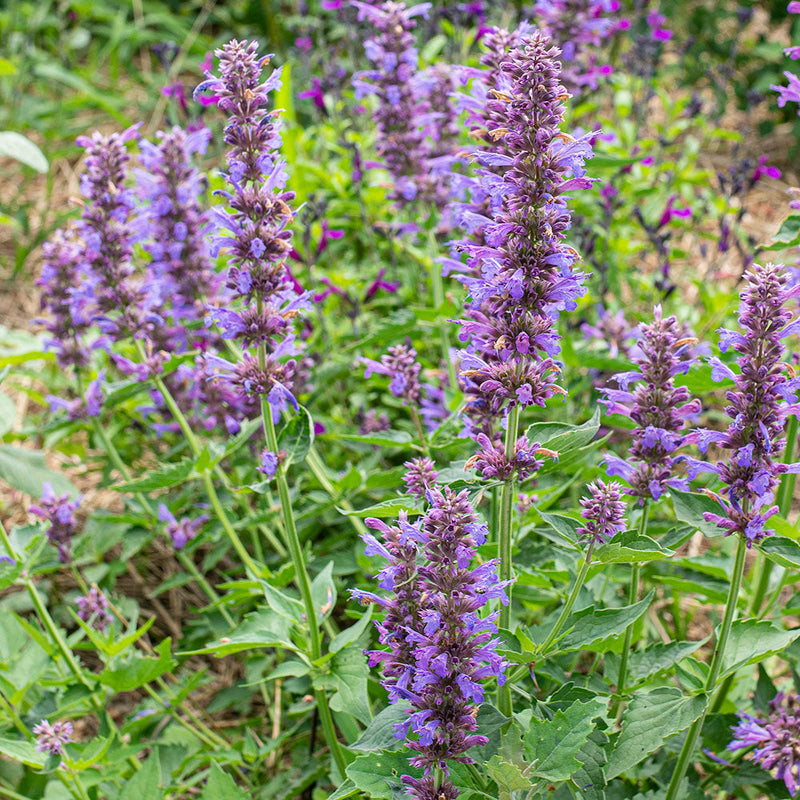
729,691 -> 800,796
601,306 -> 701,501
449,33 -> 594,445
773,1 -> 800,113
577,480 -> 627,544
686,262 -> 800,544
76,586 -> 111,632
30,483 -> 81,563
362,344 -> 422,405
196,40 -> 307,422
158,504 -> 208,549
353,487 -> 508,797
403,457 -> 438,498
33,719 -> 73,757
465,433 -> 557,481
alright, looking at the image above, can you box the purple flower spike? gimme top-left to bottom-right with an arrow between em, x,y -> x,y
403,457 -> 438,498
599,306 -> 700,502
33,719 -> 73,756
76,586 -> 111,632
690,263 -> 800,545
577,480 -> 627,545
158,503 -> 207,549
30,483 -> 81,563
353,488 -> 508,786
729,691 -> 800,796
362,344 -> 422,405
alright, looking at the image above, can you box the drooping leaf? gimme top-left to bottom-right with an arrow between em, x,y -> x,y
278,405 -> 314,465
606,688 -> 707,779
187,607 -> 301,657
311,561 -> 337,623
524,697 -> 606,781
330,606 -> 373,654
333,430 -> 414,448
0,131 -> 48,172
351,702 -> 409,752
593,531 -> 672,564
341,497 -> 419,518
114,458 -> 194,493
606,640 -> 706,686
758,536 -> 800,569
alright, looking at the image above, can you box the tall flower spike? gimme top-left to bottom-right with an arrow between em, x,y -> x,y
601,305 -> 701,501
76,586 -> 111,632
361,344 -> 422,405
197,41 -> 308,422
353,487 -> 509,795
729,691 -> 800,796
29,483 -> 81,563
451,33 -> 595,433
686,262 -> 800,545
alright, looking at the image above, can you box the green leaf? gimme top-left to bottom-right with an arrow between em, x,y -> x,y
98,639 -> 175,692
333,430 -> 414,448
765,214 -> 800,250
187,607 -> 300,657
201,763 -> 250,800
311,561 -> 337,622
524,697 -> 606,781
670,490 -> 724,538
593,531 -> 672,564
567,729 -> 608,800
351,702 -> 409,752
606,688 -> 707,779
114,459 -> 194,493
261,581 -> 304,624
330,606 -> 373,654
326,780 -> 360,800
0,131 -> 48,172
278,406 -> 314,465
341,497 -> 419,518
0,445 -> 77,498
346,751 -> 421,799
316,645 -> 372,725
0,394 -> 16,435
485,756 -> 534,792
119,748 -> 162,800
529,407 -> 600,456
720,620 -> 800,678
759,536 -> 800,569
555,592 -> 655,653
0,736 -> 46,767
538,511 -> 582,546
608,640 -> 706,686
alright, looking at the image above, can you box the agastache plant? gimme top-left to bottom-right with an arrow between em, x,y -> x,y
353,486 -> 508,799
448,31 -> 595,713
602,305 -> 701,502
666,262 -> 800,799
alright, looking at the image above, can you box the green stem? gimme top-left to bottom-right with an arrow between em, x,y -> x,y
258,375 -> 348,775
93,418 -> 235,625
665,533 -> 748,800
428,228 -> 457,391
614,503 -> 649,721
497,405 -> 520,718
540,541 -> 596,655
306,448 -> 368,536
750,415 -> 798,616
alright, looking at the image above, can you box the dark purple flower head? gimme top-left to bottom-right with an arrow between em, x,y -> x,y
689,263 -> 800,544
402,776 -> 461,800
362,344 -> 422,404
403,457 -> 438,498
359,408 -> 391,434
577,480 -> 627,544
600,306 -> 701,501
158,504 -> 207,549
465,433 -> 556,481
33,719 -> 73,756
729,691 -> 800,796
30,483 -> 81,563
353,489 -> 509,782
76,586 -> 111,632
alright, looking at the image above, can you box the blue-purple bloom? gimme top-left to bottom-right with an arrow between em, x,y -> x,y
76,585 -> 111,632
686,262 -> 800,544
33,719 -> 73,756
577,480 -> 627,544
402,457 -> 438,498
352,487 -> 508,798
601,306 -> 701,501
158,504 -> 207,549
362,344 -> 422,405
30,483 -> 81,563
729,691 -> 800,796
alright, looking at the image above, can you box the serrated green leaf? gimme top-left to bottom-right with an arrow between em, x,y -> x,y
555,592 -> 655,653
720,620 -> 800,678
311,561 -> 337,623
485,755 -> 534,792
765,214 -> 800,250
0,131 -> 48,172
97,639 -> 175,692
606,688 -> 707,779
351,702 -> 409,752
278,406 -> 314,465
758,536 -> 800,569
670,490 -> 724,538
524,697 -> 606,781
608,640 -> 706,686
330,606 -> 373,654
341,497 -> 419,518
346,750 -> 421,799
201,763 -> 250,800
316,645 -> 372,725
187,607 -> 300,657
538,511 -> 582,546
0,394 -> 16,436
114,459 -> 194,493
531,407 -> 600,456
0,736 -> 46,766
567,729 -> 608,800
593,531 -> 671,564
0,445 -> 77,498
120,748 -> 162,800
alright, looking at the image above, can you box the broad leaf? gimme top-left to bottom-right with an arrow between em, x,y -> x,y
311,561 -> 337,623
670,490 -> 723,538
187,607 -> 300,657
351,702 -> 409,752
593,531 -> 672,564
334,430 -> 414,448
0,131 -> 48,172
759,536 -> 800,569
201,763 -> 250,800
98,639 -> 175,692
341,497 -> 419,518
114,459 -> 194,493
120,748 -> 162,800
524,697 -> 606,781
606,688 -> 707,779
0,736 -> 46,767
315,645 -> 372,725
567,729 -> 608,800
485,756 -> 534,792
606,640 -> 706,686
720,620 -> 800,679
278,405 -> 314,465
330,606 -> 373,654
0,445 -> 77,498
346,750 -> 421,799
